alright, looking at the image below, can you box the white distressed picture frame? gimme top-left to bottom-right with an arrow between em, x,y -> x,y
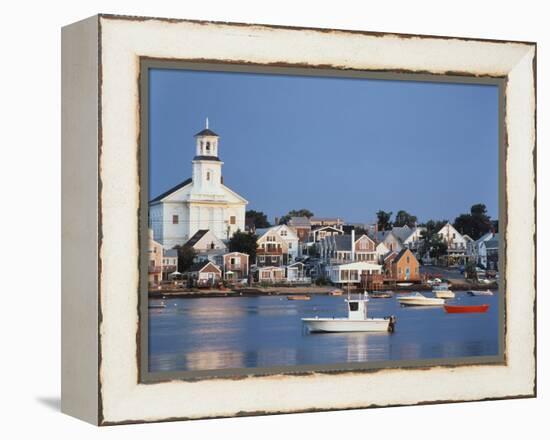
61,14 -> 536,425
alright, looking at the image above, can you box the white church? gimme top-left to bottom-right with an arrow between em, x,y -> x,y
149,121 -> 248,249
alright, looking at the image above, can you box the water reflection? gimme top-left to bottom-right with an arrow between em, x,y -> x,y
149,292 -> 499,373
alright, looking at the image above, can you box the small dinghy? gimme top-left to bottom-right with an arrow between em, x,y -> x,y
328,289 -> 343,296
444,304 -> 489,313
287,295 -> 311,301
149,301 -> 167,309
398,292 -> 445,306
302,292 -> 396,333
467,289 -> 493,296
370,291 -> 393,298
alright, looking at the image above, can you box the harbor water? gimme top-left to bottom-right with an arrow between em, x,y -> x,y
148,292 -> 499,373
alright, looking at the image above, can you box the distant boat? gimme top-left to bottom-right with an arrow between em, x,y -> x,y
398,292 -> 445,306
444,304 -> 489,313
467,289 -> 494,296
433,283 -> 455,299
370,291 -> 393,298
329,289 -> 343,296
149,301 -> 166,309
397,282 -> 413,287
302,291 -> 396,333
287,295 -> 311,301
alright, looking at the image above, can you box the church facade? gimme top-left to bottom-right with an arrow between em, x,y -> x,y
149,123 -> 248,249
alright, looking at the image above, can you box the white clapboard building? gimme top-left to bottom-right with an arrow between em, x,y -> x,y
149,121 -> 248,249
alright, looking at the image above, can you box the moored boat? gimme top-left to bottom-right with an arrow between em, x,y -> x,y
433,283 -> 455,299
328,289 -> 343,296
467,289 -> 493,296
370,291 -> 393,298
397,282 -> 413,287
149,301 -> 167,309
398,292 -> 445,306
302,292 -> 396,333
287,295 -> 311,301
444,304 -> 489,313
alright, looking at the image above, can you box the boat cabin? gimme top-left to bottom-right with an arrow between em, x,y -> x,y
345,294 -> 369,320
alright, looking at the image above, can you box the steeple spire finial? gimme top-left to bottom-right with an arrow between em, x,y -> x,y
206,117 -> 209,129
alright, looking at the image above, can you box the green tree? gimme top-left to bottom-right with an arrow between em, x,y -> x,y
173,244 -> 196,272
453,203 -> 493,240
376,210 -> 393,231
228,230 -> 258,261
419,220 -> 449,261
394,210 -> 418,228
245,210 -> 270,229
279,209 -> 314,225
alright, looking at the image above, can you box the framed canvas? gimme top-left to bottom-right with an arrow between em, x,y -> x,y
61,14 -> 536,425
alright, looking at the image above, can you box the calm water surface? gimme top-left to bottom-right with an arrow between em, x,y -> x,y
149,292 -> 499,372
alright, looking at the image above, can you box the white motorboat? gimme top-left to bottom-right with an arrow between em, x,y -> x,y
432,283 -> 455,299
302,292 -> 396,333
467,289 -> 494,296
398,292 -> 445,306
397,282 -> 413,287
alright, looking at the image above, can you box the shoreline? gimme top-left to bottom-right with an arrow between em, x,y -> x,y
149,282 -> 498,298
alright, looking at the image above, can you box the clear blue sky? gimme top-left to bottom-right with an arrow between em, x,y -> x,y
149,68 -> 499,224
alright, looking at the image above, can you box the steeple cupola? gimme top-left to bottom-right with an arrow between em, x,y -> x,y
194,118 -> 220,161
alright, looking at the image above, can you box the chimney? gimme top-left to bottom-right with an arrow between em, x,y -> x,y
351,228 -> 355,262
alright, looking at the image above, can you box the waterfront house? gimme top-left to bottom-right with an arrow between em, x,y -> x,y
437,222 -> 468,265
216,252 -> 249,281
286,261 -> 310,283
256,225 -> 298,264
161,248 -> 179,280
309,225 -> 344,246
473,232 -> 494,267
184,260 -> 222,288
372,230 -> 404,253
375,241 -> 391,263
326,261 -> 383,287
148,229 -> 164,287
148,123 -> 248,249
384,248 -> 420,281
319,230 -> 383,265
255,266 -> 286,283
480,234 -> 499,271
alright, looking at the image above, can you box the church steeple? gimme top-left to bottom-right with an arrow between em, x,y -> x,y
194,118 -> 220,160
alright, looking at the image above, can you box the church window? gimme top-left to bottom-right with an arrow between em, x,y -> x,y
206,142 -> 211,151
206,171 -> 211,181
230,216 -> 236,225
172,215 -> 179,224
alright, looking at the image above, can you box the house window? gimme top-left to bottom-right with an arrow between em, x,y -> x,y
289,242 -> 292,249
230,216 -> 236,225
172,215 -> 179,224
406,256 -> 410,263
281,230 -> 287,236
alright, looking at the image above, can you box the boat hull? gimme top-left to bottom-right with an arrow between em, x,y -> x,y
398,297 -> 445,306
444,304 -> 489,313
467,290 -> 493,296
434,290 -> 455,299
302,318 -> 392,332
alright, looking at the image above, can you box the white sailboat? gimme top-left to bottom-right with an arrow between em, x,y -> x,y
397,292 -> 445,306
302,291 -> 396,333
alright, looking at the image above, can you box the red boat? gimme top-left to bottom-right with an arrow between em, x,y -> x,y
444,304 -> 489,314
